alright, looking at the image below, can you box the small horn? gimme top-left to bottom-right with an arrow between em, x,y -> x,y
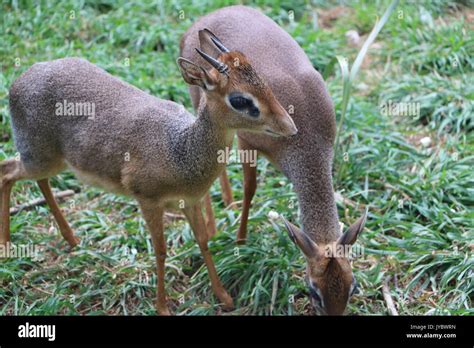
195,48 -> 229,75
210,36 -> 230,53
203,28 -> 230,53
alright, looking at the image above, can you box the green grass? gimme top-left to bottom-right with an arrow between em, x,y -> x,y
1,0 -> 473,315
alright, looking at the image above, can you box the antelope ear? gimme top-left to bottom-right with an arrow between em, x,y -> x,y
198,28 -> 226,59
337,208 -> 368,246
176,57 -> 216,90
282,217 -> 321,259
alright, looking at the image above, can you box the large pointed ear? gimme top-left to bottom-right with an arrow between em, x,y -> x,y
198,28 -> 228,60
337,208 -> 368,246
176,57 -> 216,90
281,217 -> 322,259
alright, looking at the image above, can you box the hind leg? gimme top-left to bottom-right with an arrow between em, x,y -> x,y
37,179 -> 78,248
0,159 -> 27,245
1,158 -> 76,247
0,182 -> 13,245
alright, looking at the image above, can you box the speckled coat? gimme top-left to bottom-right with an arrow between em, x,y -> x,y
9,57 -> 232,207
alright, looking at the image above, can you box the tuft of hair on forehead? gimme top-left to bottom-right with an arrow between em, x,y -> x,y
218,51 -> 266,89
218,51 -> 249,69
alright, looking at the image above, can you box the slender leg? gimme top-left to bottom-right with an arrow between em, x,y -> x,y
203,193 -> 217,239
0,159 -> 26,245
0,184 -> 3,243
236,162 -> 257,245
139,202 -> 170,315
183,203 -> 234,310
219,170 -> 233,206
37,179 -> 79,248
0,181 -> 13,245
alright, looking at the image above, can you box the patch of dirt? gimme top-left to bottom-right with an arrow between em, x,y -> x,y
435,4 -> 474,29
405,132 -> 450,152
317,6 -> 351,29
405,133 -> 433,148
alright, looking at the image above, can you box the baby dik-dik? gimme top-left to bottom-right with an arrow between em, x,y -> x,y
0,29 -> 297,315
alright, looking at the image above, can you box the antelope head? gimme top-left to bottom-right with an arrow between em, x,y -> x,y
177,29 -> 297,137
282,210 -> 367,315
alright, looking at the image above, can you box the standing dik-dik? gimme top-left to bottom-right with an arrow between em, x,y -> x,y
0,30 -> 297,315
181,6 -> 367,315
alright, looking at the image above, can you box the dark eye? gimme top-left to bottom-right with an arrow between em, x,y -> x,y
228,93 -> 260,117
229,96 -> 252,109
248,105 -> 260,117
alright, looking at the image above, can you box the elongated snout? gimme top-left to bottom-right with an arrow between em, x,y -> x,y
266,103 -> 298,137
279,110 -> 298,137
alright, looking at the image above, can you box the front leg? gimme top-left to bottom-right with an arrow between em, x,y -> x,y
219,170 -> 233,206
139,201 -> 170,315
203,193 -> 217,239
183,203 -> 234,311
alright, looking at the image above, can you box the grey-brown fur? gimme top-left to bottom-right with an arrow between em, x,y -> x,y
181,5 -> 340,243
9,57 -> 230,205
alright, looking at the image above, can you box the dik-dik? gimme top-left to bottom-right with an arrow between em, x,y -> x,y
181,6 -> 367,315
0,30 -> 297,315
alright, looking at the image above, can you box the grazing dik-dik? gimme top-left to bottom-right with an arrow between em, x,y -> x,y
181,6 -> 367,315
1,30 -> 296,314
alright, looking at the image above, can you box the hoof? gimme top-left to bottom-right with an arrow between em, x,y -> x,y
220,293 -> 235,311
157,306 -> 171,316
67,236 -> 80,249
72,237 -> 80,247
